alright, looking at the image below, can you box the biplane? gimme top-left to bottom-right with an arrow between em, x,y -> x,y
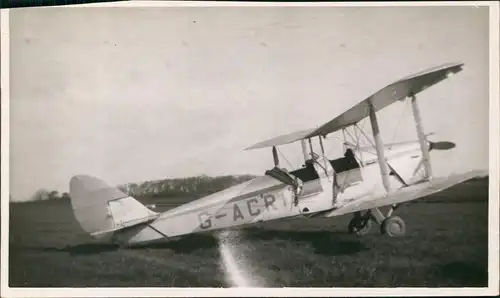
69,62 -> 478,246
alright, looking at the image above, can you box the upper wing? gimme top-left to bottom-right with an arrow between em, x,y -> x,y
245,128 -> 316,150
324,171 -> 480,218
246,62 -> 464,150
308,62 -> 464,139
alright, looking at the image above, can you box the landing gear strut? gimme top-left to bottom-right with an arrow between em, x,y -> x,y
347,205 -> 407,237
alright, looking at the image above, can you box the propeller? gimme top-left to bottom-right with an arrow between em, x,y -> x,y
429,141 -> 456,151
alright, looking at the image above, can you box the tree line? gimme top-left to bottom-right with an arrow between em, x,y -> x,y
29,174 -> 256,201
117,174 -> 256,199
30,189 -> 70,201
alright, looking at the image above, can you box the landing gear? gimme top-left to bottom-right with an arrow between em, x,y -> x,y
380,216 -> 406,237
348,211 -> 372,236
347,206 -> 407,237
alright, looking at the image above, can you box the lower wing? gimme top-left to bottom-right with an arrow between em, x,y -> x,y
325,171 -> 482,218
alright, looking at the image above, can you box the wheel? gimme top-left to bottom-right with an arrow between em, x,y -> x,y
348,216 -> 372,236
380,216 -> 406,237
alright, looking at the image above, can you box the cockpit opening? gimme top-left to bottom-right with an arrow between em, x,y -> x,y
288,148 -> 361,183
329,148 -> 360,173
290,160 -> 319,183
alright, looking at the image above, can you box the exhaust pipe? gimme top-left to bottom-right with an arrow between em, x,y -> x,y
429,141 -> 456,151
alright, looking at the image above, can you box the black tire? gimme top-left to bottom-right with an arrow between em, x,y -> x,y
348,216 -> 372,236
380,216 -> 406,237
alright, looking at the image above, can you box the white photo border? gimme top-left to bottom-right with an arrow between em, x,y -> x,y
1,1 -> 498,297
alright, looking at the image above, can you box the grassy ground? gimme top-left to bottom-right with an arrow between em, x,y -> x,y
8,177 -> 489,287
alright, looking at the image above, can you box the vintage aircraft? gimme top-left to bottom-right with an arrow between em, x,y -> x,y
69,62 -> 478,246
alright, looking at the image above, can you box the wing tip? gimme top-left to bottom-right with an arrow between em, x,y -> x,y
244,143 -> 264,151
244,128 -> 316,151
400,61 -> 465,82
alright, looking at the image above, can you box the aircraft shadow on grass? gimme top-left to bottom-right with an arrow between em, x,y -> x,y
132,228 -> 370,257
28,229 -> 369,257
31,243 -> 122,256
243,228 -> 370,256
20,234 -> 218,256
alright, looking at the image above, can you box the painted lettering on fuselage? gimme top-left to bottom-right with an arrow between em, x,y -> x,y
197,192 -> 280,230
246,198 -> 261,216
197,211 -> 212,229
233,204 -> 244,221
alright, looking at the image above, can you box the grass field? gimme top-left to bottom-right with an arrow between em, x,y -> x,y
8,177 -> 489,287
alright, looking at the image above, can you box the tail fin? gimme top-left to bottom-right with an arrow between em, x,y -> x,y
69,175 -> 158,240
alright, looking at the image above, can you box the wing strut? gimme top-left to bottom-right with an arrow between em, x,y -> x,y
301,139 -> 309,163
308,138 -> 314,157
410,94 -> 433,179
369,100 -> 391,193
272,146 -> 280,167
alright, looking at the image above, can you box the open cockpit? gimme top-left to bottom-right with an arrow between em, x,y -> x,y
264,139 -> 365,200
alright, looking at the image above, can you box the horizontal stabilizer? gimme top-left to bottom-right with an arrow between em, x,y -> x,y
70,175 -> 159,240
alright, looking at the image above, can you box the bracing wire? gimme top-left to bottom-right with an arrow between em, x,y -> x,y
358,118 -> 371,144
344,128 -> 357,147
390,98 -> 411,144
324,134 -> 345,157
357,123 -> 376,149
311,101 -> 412,167
276,147 -> 295,170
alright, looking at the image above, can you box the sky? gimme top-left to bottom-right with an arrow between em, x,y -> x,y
8,4 -> 490,201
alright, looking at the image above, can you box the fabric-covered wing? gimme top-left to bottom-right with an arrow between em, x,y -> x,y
307,62 -> 464,138
325,171 -> 479,218
245,62 -> 464,150
245,128 -> 316,150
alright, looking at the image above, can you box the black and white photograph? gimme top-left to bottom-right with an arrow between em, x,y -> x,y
2,1 -> 499,296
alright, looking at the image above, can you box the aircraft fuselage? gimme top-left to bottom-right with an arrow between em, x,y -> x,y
118,141 -> 430,245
